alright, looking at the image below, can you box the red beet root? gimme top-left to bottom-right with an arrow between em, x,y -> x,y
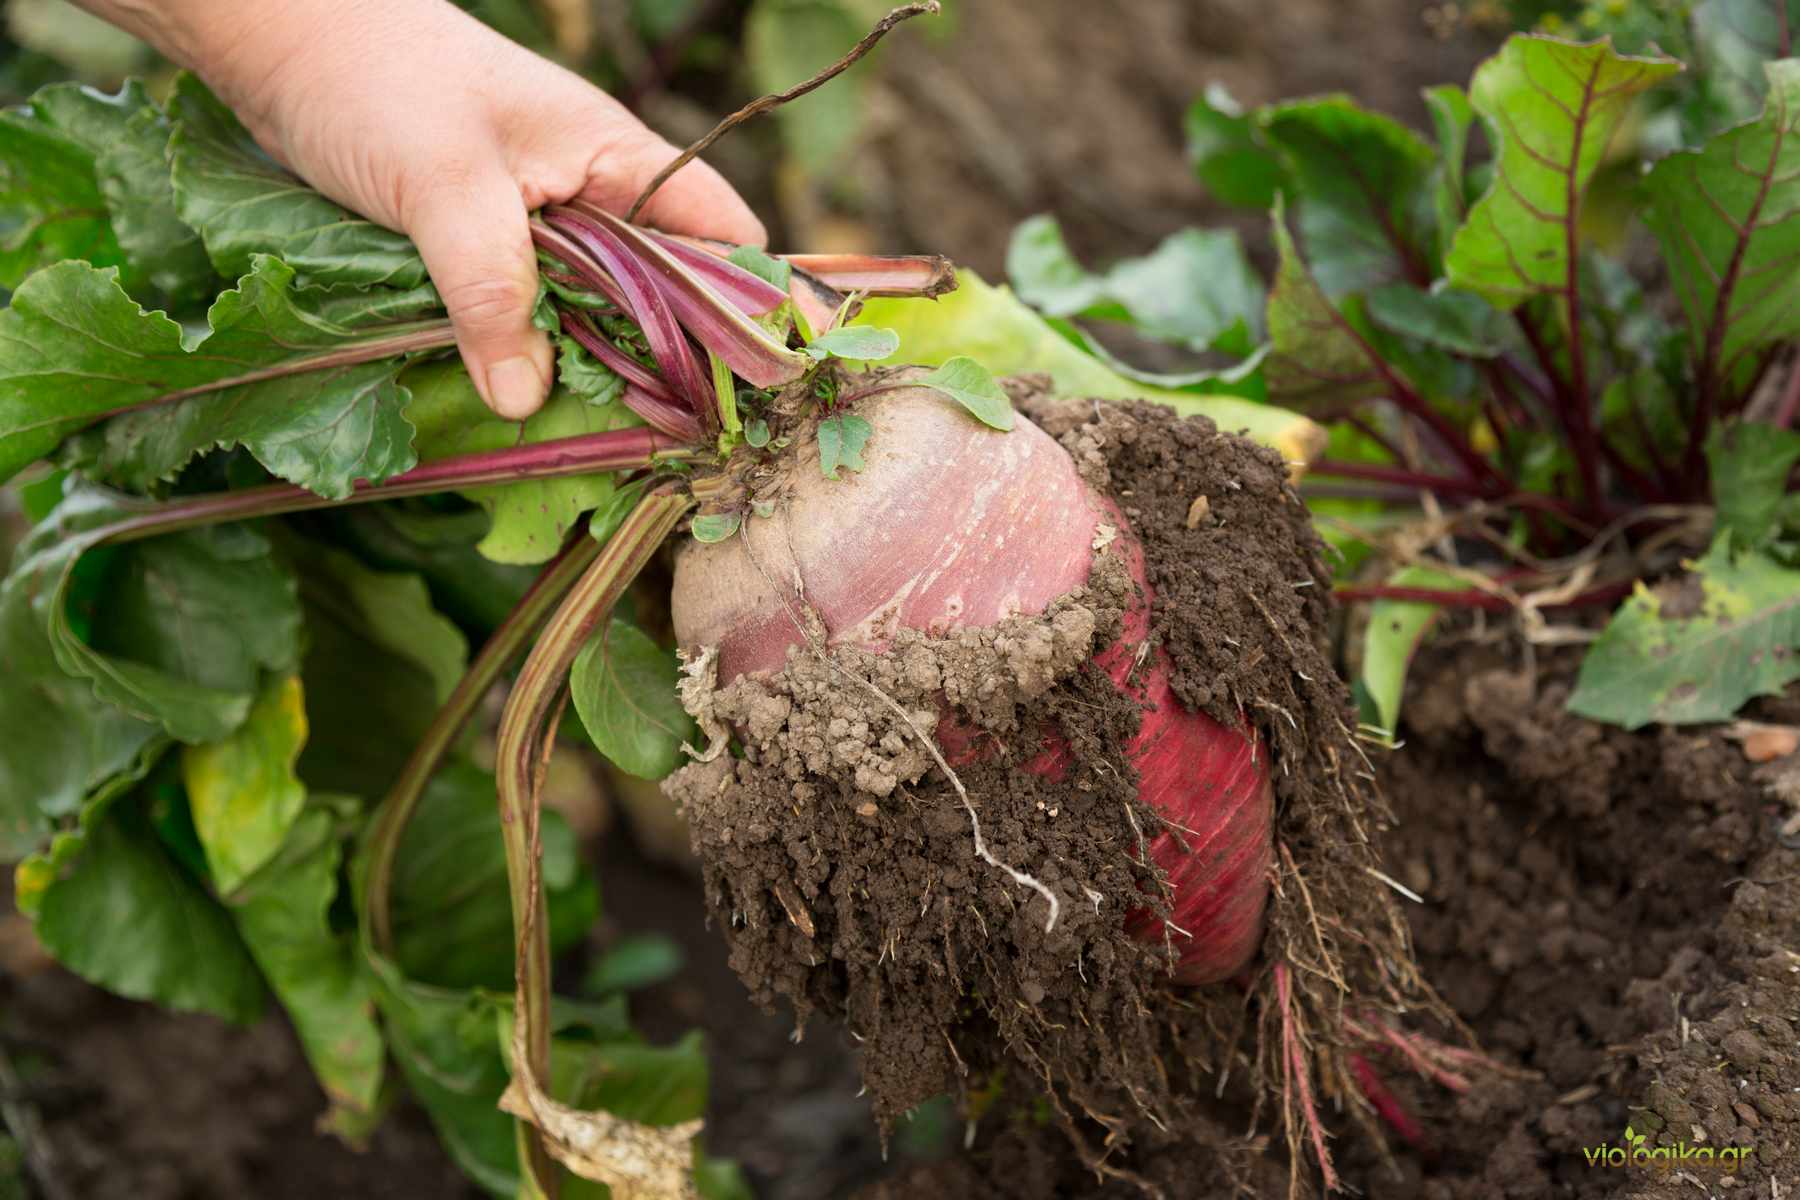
672,387 -> 1272,983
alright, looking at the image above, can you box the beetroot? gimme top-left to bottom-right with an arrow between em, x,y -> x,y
671,384 -> 1273,983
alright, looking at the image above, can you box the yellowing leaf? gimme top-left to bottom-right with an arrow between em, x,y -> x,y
184,674 -> 309,895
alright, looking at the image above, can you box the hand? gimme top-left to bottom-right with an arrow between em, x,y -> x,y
78,0 -> 766,420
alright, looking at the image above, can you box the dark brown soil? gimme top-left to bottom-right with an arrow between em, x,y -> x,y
1331,645 -> 1800,1198
0,963 -> 479,1200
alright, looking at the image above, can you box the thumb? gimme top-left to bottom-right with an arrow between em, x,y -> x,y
407,167 -> 553,421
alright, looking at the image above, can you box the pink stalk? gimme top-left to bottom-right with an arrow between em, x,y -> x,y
647,231 -> 790,316
559,202 -> 811,388
559,310 -> 677,403
780,252 -> 956,297
541,210 -> 714,415
621,382 -> 704,443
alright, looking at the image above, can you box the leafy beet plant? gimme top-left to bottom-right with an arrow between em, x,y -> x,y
0,29 -> 1334,1190
1007,16 -> 1800,737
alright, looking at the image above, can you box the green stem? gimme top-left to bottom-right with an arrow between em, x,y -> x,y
492,487 -> 693,1191
362,530 -> 604,956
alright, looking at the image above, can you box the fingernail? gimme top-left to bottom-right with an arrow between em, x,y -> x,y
485,356 -> 547,421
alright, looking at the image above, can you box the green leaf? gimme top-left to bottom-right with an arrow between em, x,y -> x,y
583,934 -> 684,995
690,512 -> 741,543
360,952 -> 518,1193
229,800 -> 385,1138
854,269 -> 1322,466
1007,216 -> 1264,354
818,412 -> 873,479
556,335 -> 626,408
1569,538 -> 1800,728
21,80 -> 216,307
727,244 -> 792,291
914,357 -> 1015,431
0,491 -> 165,853
78,520 -> 304,743
99,101 -> 218,307
1263,202 -> 1388,410
288,539 -> 468,797
1693,0 -> 1800,125
8,255 -> 438,496
1425,84 -> 1476,261
1355,566 -> 1462,740
167,74 -> 426,287
1445,35 -> 1679,310
1643,60 -> 1800,395
322,504 -> 537,635
1365,283 -> 1508,358
404,360 -> 642,564
386,761 -> 596,991
1184,83 -> 1287,210
35,794 -> 265,1022
0,84 -> 125,289
1261,95 -> 1439,294
571,619 -> 699,781
804,325 -> 900,361
1707,421 -> 1800,551
182,674 -> 308,894
744,418 -> 771,448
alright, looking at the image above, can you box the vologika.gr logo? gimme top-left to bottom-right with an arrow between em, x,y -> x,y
1581,1123 -> 1754,1174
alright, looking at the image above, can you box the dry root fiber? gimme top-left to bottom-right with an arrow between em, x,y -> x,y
665,390 -> 1453,1194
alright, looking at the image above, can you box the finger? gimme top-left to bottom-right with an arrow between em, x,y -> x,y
407,165 -> 553,421
580,122 -> 767,247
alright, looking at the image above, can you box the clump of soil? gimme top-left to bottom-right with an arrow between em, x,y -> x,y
1329,645 -> 1800,1198
669,393 -> 1439,1190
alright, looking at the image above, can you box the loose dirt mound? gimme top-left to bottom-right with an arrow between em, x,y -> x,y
1333,645 -> 1799,1198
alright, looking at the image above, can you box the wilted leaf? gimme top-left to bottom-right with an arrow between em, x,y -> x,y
1446,36 -> 1679,309
1643,60 -> 1800,395
183,674 -> 308,894
853,270 -> 1324,466
1569,538 -> 1800,727
571,619 -> 698,781
167,74 -> 425,287
404,360 -> 642,564
1262,95 -> 1439,294
818,412 -> 872,479
1007,216 -> 1264,354
913,356 -> 1015,431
